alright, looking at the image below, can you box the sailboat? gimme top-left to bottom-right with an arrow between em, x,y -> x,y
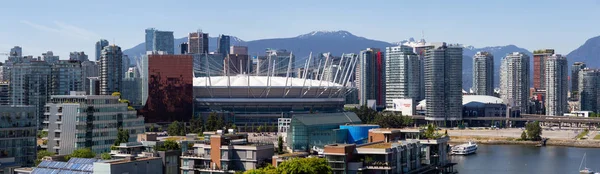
580,153 -> 599,174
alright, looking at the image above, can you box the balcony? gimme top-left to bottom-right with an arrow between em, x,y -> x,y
364,161 -> 393,170
181,152 -> 211,160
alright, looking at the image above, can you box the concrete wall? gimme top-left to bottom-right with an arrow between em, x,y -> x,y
93,158 -> 164,174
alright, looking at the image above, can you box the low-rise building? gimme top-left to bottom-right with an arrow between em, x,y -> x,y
180,132 -> 274,173
93,157 -> 163,174
42,91 -> 145,155
323,128 -> 454,174
286,112 -> 361,152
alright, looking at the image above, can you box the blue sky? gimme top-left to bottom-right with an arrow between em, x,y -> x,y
1,0 -> 599,61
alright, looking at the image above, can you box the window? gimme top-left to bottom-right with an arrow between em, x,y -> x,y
183,159 -> 188,166
247,151 -> 253,159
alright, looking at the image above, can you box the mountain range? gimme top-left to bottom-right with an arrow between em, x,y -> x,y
124,30 -> 600,90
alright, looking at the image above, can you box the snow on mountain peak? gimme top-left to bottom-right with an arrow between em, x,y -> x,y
297,30 -> 354,38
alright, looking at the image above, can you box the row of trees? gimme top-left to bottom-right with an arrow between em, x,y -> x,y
167,112 -> 229,136
347,106 -> 414,128
244,158 -> 331,174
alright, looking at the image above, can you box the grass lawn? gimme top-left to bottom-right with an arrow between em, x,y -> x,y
594,134 -> 600,140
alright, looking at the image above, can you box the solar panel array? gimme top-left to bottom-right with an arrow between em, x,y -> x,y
32,158 -> 102,174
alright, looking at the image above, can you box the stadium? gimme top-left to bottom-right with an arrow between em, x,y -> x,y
192,51 -> 358,128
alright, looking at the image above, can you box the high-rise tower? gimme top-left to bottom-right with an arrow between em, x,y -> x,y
99,45 -> 123,95
357,48 -> 386,109
472,51 -> 494,96
385,45 -> 421,109
423,42 -> 463,123
500,52 -> 530,114
145,28 -> 175,54
545,54 -> 568,116
95,39 -> 109,61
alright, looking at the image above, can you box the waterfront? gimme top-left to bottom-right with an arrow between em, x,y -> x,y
452,144 -> 600,174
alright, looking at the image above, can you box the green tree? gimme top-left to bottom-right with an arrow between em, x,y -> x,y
114,129 -> 130,146
157,140 -> 180,151
349,105 -> 378,124
257,126 -> 263,133
68,148 -> 96,160
206,112 -> 219,131
520,131 -> 527,140
244,165 -> 277,174
35,150 -> 54,165
189,117 -> 204,134
149,124 -> 155,132
277,136 -> 284,154
101,153 -> 112,160
275,158 -> 331,174
168,121 -> 184,136
424,124 -> 436,139
525,121 -> 542,141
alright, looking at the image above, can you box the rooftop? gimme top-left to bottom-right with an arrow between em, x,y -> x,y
417,95 -> 504,108
193,75 -> 343,87
368,128 -> 422,134
293,112 -> 361,126
100,157 -> 160,165
360,142 -> 392,149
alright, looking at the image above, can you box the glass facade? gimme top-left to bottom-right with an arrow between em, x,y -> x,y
0,105 -> 37,167
286,113 -> 360,151
145,28 -> 175,55
141,55 -> 193,123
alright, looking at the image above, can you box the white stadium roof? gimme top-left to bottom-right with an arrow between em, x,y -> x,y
193,75 -> 344,87
417,95 -> 505,109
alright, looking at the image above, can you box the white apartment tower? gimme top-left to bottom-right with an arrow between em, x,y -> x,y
500,52 -> 530,114
472,51 -> 494,96
545,54 -> 568,116
385,45 -> 421,109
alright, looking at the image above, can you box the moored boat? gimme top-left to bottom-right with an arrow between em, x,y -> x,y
451,141 -> 478,155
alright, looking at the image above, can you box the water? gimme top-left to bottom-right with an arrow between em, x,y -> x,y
452,144 -> 600,174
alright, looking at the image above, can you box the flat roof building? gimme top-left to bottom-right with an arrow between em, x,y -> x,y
180,132 -> 274,173
42,92 -> 145,155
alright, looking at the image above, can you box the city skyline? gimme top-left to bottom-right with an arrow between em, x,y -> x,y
1,0 -> 599,60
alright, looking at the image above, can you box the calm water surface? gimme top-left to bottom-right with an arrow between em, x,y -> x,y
452,144 -> 600,174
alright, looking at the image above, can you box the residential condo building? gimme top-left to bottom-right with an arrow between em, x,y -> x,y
385,45 -> 421,109
10,60 -> 52,128
578,68 -> 600,113
500,52 -> 531,114
43,92 -> 145,155
0,105 -> 37,168
357,48 -> 385,108
572,62 -> 586,99
545,54 -> 568,116
472,51 -> 494,96
423,42 -> 463,123
99,45 -> 123,95
533,49 -> 555,90
95,39 -> 109,61
51,60 -> 83,95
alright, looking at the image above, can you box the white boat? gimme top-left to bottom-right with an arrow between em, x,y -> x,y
579,153 -> 599,174
451,142 -> 478,155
